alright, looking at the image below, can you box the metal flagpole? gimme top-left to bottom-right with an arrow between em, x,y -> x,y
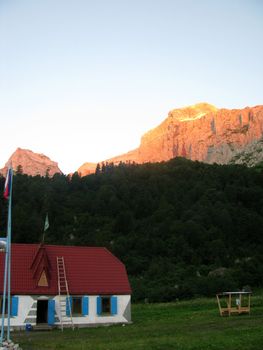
0,233 -> 9,343
7,167 -> 13,341
0,166 -> 13,344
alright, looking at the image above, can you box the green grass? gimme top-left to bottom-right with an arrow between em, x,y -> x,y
13,293 -> 263,350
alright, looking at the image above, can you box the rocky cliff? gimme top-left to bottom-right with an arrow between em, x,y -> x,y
0,148 -> 62,177
78,103 -> 263,175
77,162 -> 97,176
136,103 -> 263,165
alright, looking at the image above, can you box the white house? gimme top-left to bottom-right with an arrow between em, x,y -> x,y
0,243 -> 131,330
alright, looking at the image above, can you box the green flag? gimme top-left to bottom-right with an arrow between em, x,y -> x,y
44,214 -> 49,232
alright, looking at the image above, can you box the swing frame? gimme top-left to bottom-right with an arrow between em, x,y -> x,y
216,291 -> 251,316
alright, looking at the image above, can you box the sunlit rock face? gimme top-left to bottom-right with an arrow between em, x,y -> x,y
78,162 -> 97,176
108,103 -> 263,165
0,148 -> 62,176
79,103 -> 263,176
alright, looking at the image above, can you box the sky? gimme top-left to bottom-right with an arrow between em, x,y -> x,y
0,0 -> 263,174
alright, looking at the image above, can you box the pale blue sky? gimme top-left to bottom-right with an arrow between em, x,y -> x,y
0,0 -> 262,173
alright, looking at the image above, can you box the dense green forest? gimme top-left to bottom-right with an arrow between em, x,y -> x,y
1,158 -> 263,302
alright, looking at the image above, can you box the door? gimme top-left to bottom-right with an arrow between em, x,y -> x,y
36,300 -> 48,324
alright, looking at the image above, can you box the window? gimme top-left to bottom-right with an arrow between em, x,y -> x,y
0,296 -> 18,317
38,270 -> 49,287
72,297 -> 82,316
97,296 -> 118,316
67,296 -> 89,317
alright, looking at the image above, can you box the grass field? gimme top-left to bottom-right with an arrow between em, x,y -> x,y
13,292 -> 263,350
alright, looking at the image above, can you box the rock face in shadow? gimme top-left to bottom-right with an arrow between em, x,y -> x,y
0,148 -> 62,177
78,103 -> 263,175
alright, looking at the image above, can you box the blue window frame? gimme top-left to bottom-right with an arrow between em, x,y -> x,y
96,296 -> 118,316
0,296 -> 18,317
66,296 -> 89,317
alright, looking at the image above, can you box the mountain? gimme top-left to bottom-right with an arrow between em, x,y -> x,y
136,103 -> 263,165
78,103 -> 263,175
0,148 -> 62,177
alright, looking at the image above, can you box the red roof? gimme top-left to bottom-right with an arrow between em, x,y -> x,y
0,244 -> 131,295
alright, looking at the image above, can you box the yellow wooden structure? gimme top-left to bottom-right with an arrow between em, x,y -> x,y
216,291 -> 251,316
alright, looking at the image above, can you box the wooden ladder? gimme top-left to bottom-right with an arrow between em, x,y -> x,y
57,256 -> 74,331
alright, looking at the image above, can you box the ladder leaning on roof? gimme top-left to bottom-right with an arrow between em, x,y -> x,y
57,256 -> 75,331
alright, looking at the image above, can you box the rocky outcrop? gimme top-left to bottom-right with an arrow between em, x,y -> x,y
78,162 -> 97,176
134,103 -> 263,165
229,137 -> 263,166
78,102 -> 263,175
118,104 -> 261,161
137,103 -> 219,164
0,148 -> 62,177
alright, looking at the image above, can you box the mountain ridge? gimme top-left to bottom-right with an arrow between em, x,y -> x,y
1,103 -> 263,177
78,103 -> 263,175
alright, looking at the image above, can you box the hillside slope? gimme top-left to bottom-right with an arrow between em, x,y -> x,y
2,159 -> 263,301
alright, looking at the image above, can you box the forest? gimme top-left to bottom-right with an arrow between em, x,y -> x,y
1,157 -> 263,302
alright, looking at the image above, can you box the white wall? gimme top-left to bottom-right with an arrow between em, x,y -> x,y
5,294 -> 131,329
54,295 -> 131,327
3,295 -> 36,329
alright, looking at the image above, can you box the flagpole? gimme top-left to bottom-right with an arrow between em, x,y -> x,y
0,167 -> 13,344
0,235 -> 9,343
7,167 -> 13,341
